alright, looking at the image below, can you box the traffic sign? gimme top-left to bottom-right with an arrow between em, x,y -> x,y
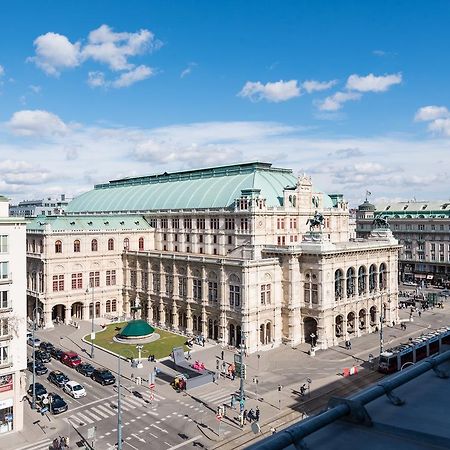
149,383 -> 155,389
149,392 -> 155,401
216,414 -> 222,421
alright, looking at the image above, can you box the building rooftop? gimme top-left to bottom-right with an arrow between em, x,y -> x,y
26,214 -> 152,232
376,201 -> 450,217
66,162 -> 334,213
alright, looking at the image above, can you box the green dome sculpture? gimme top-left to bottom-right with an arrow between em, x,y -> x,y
118,320 -> 154,339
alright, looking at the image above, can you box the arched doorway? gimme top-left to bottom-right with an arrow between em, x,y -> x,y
229,324 -> 236,346
52,304 -> 65,323
303,317 -> 318,343
370,306 -> 377,325
95,301 -> 101,317
259,324 -> 265,345
213,320 -> 219,340
71,302 -> 83,320
335,315 -> 343,337
265,322 -> 272,343
359,309 -> 366,330
347,312 -> 355,335
236,325 -> 242,347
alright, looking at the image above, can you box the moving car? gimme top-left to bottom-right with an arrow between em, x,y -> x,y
27,383 -> 47,401
61,351 -> 82,368
27,337 -> 41,348
35,350 -> 51,363
63,381 -> 86,398
76,362 -> 95,377
28,361 -> 48,376
49,393 -> 68,415
91,369 -> 116,386
50,347 -> 64,360
48,370 -> 69,388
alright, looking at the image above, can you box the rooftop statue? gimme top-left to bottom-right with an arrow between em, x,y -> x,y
306,211 -> 324,231
373,216 -> 390,229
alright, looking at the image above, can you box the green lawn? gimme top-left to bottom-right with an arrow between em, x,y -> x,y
85,322 -> 187,360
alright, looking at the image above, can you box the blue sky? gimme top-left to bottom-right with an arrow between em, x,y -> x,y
0,0 -> 449,205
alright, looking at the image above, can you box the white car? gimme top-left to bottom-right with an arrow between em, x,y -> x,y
63,381 -> 86,399
403,281 -> 417,287
27,337 -> 41,348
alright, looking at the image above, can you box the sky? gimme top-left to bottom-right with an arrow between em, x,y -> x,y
1,0 -> 450,206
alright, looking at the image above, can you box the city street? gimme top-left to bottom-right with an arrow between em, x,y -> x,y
15,285 -> 450,450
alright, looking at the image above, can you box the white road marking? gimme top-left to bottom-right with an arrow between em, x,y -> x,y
151,424 -> 168,433
131,433 -> 146,443
149,432 -> 158,439
66,394 -> 117,414
105,432 -> 111,436
75,412 -> 94,424
85,410 -> 102,421
13,439 -> 52,450
96,404 -> 116,417
165,436 -> 203,450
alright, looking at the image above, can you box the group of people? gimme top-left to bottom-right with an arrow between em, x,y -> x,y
345,340 -> 352,350
242,406 -> 260,424
52,436 -> 69,450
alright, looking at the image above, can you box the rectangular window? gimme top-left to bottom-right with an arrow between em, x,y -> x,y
213,235 -> 217,244
261,284 -> 271,305
142,272 -> 148,289
130,270 -> 137,288
174,234 -> 178,242
196,218 -> 206,229
225,218 -> 235,230
186,234 -> 190,243
210,218 -> 219,230
163,233 -> 167,241
199,235 -> 203,243
89,271 -> 100,288
0,236 -> 7,253
193,279 -> 202,300
0,343 -> 9,365
106,270 -> 116,286
184,218 -> 192,229
71,273 -> 83,290
52,274 -> 64,292
161,218 -> 168,228
172,218 -> 180,229
149,218 -> 157,228
166,275 -> 174,294
152,274 -> 160,292
0,262 -> 8,280
418,224 -> 425,231
228,236 -> 232,245
0,318 -> 8,337
0,291 -> 9,309
208,282 -> 218,303
312,284 -> 318,304
240,218 -> 249,230
229,285 -> 241,307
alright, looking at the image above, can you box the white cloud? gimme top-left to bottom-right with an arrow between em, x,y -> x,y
373,50 -> 386,56
427,118 -> 450,137
81,24 -> 161,71
27,32 -> 81,76
414,105 -> 449,122
238,80 -> 301,102
346,73 -> 402,92
7,110 -> 69,136
111,65 -> 154,88
29,85 -> 42,94
87,71 -> 106,88
301,79 -> 337,93
328,148 -> 364,159
180,62 -> 197,78
317,91 -> 361,111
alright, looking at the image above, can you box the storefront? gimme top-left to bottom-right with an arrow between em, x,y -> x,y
0,397 -> 13,433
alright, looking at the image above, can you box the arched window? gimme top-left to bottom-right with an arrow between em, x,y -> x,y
346,267 -> 355,297
111,299 -> 117,312
123,238 -> 130,251
55,240 -> 62,253
139,237 -> 144,251
335,269 -> 343,300
73,240 -> 80,253
108,238 -> 114,251
229,274 -> 241,308
369,264 -> 377,293
106,300 -> 111,313
91,239 -> 98,251
358,266 -> 366,295
379,263 -> 387,290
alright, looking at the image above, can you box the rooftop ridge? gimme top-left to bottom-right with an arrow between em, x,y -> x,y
95,161 -> 292,190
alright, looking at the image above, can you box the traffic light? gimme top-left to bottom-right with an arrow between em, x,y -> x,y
241,363 -> 247,379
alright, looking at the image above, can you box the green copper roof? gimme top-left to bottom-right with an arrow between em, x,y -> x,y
118,320 -> 154,338
26,214 -> 152,232
66,162 -> 334,213
0,195 -> 8,202
376,201 -> 450,218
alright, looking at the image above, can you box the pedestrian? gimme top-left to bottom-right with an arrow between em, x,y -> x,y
187,349 -> 191,360
349,341 -> 352,350
270,426 -> 277,435
202,336 -> 205,347
221,349 -> 224,360
418,310 -> 422,318
231,370 -> 235,381
248,408 -> 255,422
231,395 -> 235,409
243,409 -> 248,425
255,406 -> 260,422
216,359 -> 219,370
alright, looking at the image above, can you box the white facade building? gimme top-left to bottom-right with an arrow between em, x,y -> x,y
27,162 -> 400,353
10,194 -> 70,218
0,196 -> 27,434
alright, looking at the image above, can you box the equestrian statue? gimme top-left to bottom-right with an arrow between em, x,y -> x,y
306,211 -> 325,231
372,216 -> 389,229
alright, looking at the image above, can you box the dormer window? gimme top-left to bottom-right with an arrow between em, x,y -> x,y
422,205 -> 427,210
88,221 -> 93,225
104,221 -> 109,225
70,221 -> 75,225
120,221 -> 125,225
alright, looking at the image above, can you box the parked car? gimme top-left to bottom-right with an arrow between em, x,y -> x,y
27,331 -> 32,340
63,381 -> 86,399
27,383 -> 48,401
403,281 -> 418,287
27,337 -> 41,348
91,369 -> 116,386
48,370 -> 69,388
49,393 -> 68,415
39,341 -> 55,352
61,351 -> 82,368
35,350 -> 51,363
50,347 -> 64,360
27,361 -> 48,376
76,362 -> 95,377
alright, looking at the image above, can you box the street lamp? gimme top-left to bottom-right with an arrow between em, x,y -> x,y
31,306 -> 43,410
379,314 -> 384,355
86,286 -> 95,358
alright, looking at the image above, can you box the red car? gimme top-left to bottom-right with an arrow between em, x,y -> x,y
61,351 -> 82,368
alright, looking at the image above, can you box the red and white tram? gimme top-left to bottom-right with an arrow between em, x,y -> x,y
378,326 -> 450,374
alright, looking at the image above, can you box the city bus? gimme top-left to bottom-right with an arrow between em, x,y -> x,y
378,326 -> 450,374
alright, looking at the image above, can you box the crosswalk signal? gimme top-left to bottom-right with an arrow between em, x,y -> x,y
241,364 -> 247,380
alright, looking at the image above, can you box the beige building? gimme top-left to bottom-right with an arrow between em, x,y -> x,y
27,162 -> 400,353
0,196 -> 27,434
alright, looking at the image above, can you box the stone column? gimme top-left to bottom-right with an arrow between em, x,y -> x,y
186,303 -> 193,334
43,309 -> 53,329
172,302 -> 179,330
159,301 -> 166,326
64,305 -> 70,325
219,266 -> 227,345
147,299 -> 153,323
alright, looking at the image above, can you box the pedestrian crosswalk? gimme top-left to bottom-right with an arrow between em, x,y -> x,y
65,391 -> 165,426
15,438 -> 52,450
192,386 -> 239,407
